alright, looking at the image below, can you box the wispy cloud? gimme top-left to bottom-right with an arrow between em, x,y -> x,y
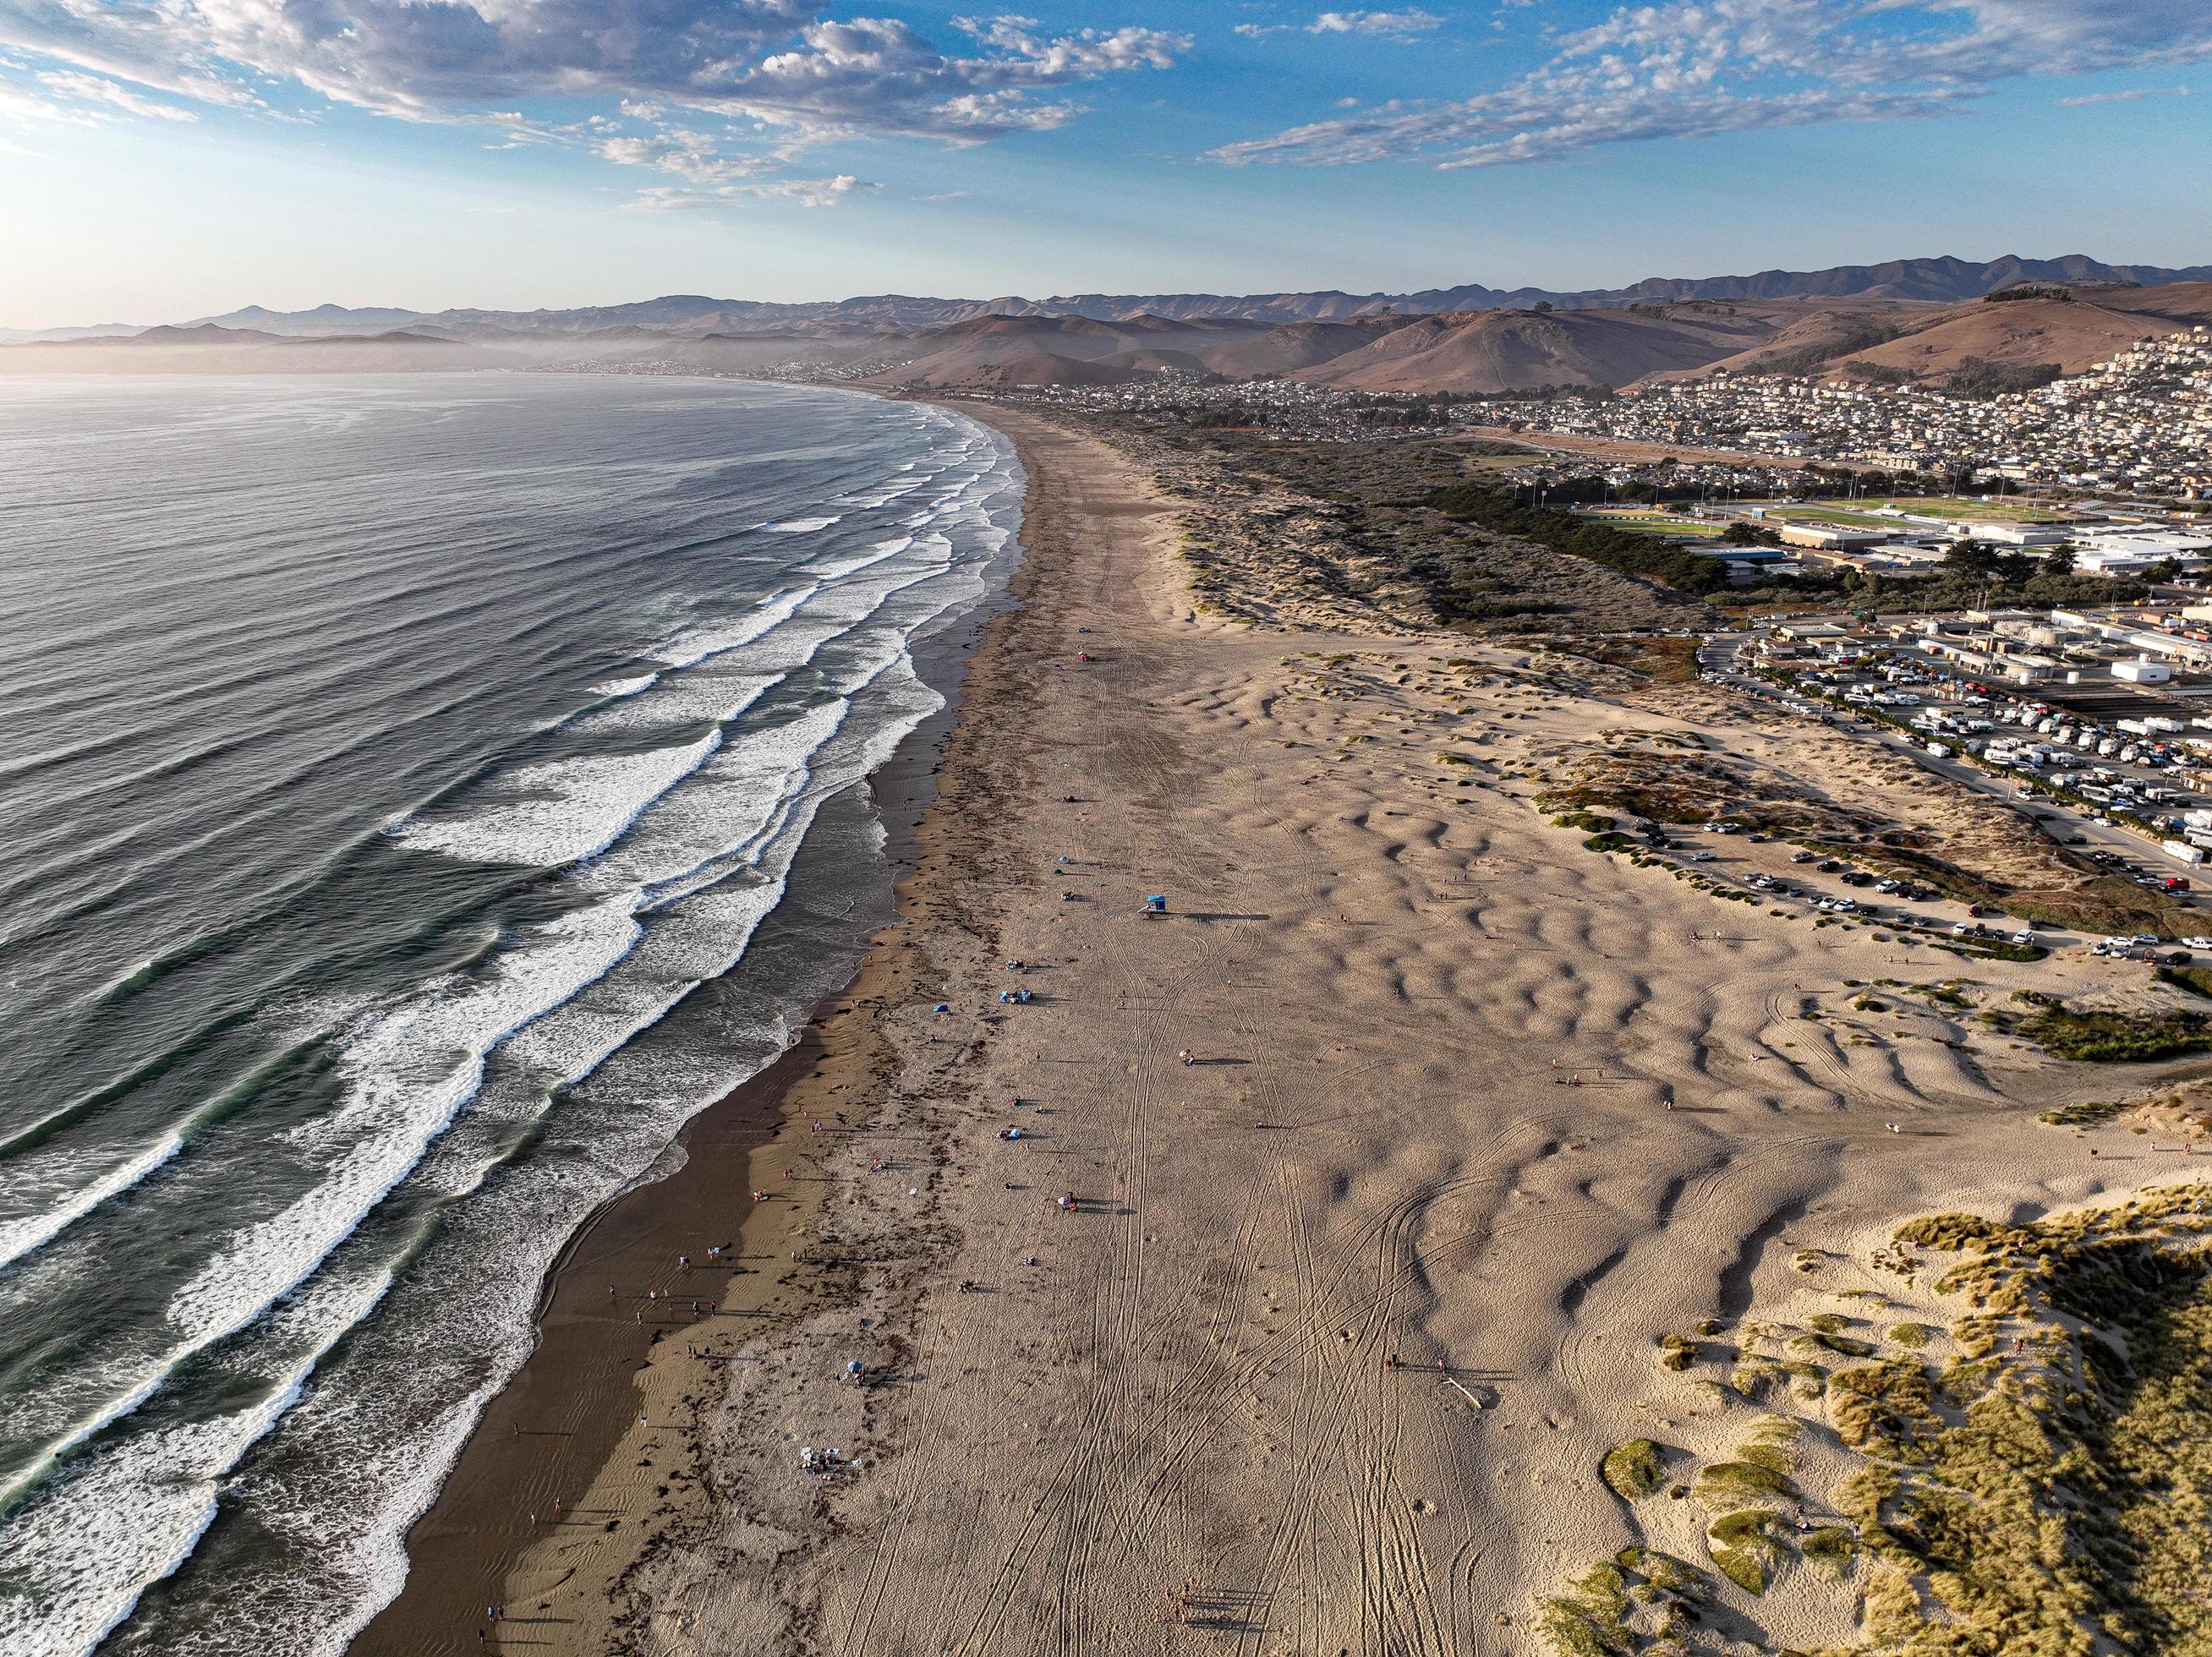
626,173 -> 879,210
1213,0 -> 2212,168
2060,84 -> 2189,106
1236,8 -> 1443,40
0,78 -> 88,126
0,62 -> 194,125
1308,10 -> 1444,38
36,68 -> 194,120
600,129 -> 791,183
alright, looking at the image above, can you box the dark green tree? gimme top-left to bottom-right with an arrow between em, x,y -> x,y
1944,540 -> 2001,580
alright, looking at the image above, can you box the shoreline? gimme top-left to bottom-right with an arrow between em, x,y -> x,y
347,396 -> 1022,1656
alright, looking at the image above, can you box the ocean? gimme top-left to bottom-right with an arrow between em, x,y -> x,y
0,374 -> 1021,1654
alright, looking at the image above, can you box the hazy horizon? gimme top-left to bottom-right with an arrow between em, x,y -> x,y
19,246 -> 2212,336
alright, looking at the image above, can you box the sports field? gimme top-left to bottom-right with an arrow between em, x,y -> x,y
1574,510 -> 1717,538
1780,506 -> 1895,528
1811,495 -> 2067,523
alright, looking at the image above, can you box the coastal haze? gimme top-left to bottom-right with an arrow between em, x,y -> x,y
11,255 -> 2212,398
0,376 -> 1017,1654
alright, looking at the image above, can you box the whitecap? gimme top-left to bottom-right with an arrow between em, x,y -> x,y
391,732 -> 720,869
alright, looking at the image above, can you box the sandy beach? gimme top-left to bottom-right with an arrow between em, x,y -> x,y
360,404 -> 2209,1657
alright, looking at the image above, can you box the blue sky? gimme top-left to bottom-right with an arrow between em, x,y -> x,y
1,0 -> 2209,325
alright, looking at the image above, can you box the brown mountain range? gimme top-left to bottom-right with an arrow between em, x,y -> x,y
11,276 -> 2209,393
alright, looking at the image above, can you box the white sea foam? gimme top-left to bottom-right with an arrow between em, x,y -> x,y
0,895 -> 645,1518
0,1131 -> 184,1273
831,477 -> 928,509
166,901 -> 639,1342
0,1268 -> 393,1657
758,515 -> 840,532
391,731 -> 720,867
567,672 -> 779,736
803,535 -> 912,582
589,672 -> 660,698
647,585 -> 810,669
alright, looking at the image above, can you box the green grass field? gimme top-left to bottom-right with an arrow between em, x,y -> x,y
1813,496 -> 2066,523
1574,511 -> 1716,538
1775,506 -> 1895,528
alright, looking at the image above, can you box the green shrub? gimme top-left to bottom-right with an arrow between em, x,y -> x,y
2039,1099 -> 2127,1128
1707,1509 -> 1780,1594
2156,963 -> 2212,1000
1696,1460 -> 1799,1504
1799,1526 -> 1857,1575
2015,999 -> 2212,1062
1602,1438 -> 1667,1501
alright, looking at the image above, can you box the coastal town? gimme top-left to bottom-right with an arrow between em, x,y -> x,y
1467,324 -> 2212,497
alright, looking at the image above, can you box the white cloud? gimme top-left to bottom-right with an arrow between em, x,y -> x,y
0,3 -> 1185,144
1308,10 -> 1444,37
0,78 -> 90,124
600,129 -> 782,183
2060,84 -> 2189,105
36,68 -> 194,118
627,173 -> 878,210
1237,9 -> 1443,40
1212,0 -> 2212,167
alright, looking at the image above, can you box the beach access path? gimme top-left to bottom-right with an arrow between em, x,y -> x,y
395,407 -> 2156,1657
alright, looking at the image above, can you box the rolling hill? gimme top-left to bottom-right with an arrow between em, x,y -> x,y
28,254 -> 2209,348
862,314 -> 1273,388
1287,305 -> 1792,394
1825,283 -> 2212,385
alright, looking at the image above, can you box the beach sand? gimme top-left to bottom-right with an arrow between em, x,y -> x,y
361,407 -> 2200,1656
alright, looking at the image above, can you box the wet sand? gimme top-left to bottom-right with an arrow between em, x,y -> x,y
350,1033 -> 819,1654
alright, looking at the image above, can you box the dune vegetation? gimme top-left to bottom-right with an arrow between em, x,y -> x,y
1543,1184 -> 2212,1655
